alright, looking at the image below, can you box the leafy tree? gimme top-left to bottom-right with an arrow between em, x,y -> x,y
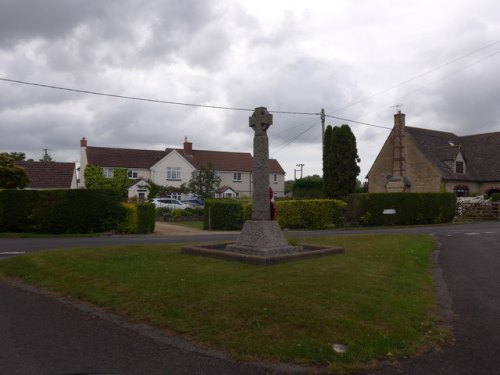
0,153 -> 30,189
293,175 -> 324,198
147,180 -> 188,198
284,179 -> 295,195
323,124 -> 360,198
7,152 -> 26,161
187,164 -> 221,199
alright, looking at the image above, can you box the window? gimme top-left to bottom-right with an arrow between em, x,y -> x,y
455,161 -> 464,174
233,172 -> 242,182
167,167 -> 181,180
454,185 -> 469,197
273,174 -> 278,183
128,169 -> 138,179
103,168 -> 114,178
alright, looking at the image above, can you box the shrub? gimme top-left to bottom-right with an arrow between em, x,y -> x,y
347,193 -> 456,226
117,202 -> 155,234
491,193 -> 500,202
276,199 -> 347,229
204,199 -> 244,230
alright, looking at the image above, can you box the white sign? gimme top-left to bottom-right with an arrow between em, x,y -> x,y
383,209 -> 396,215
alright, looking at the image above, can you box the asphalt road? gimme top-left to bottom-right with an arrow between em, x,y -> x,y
1,222 -> 499,374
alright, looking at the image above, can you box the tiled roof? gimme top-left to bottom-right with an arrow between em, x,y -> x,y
406,126 -> 500,181
16,161 -> 76,189
85,145 -> 285,174
86,146 -> 166,168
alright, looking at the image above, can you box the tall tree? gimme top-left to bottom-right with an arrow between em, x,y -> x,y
323,124 -> 360,198
0,153 -> 30,189
187,164 -> 221,199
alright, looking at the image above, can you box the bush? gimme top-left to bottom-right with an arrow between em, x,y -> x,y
0,189 -> 125,233
276,199 -> 347,229
118,202 -> 155,234
347,193 -> 456,226
491,193 -> 500,202
204,199 -> 244,230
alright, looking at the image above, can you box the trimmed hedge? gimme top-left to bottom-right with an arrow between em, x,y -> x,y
118,202 -> 155,234
276,199 -> 347,229
204,199 -> 245,230
0,189 -> 125,233
347,192 -> 456,226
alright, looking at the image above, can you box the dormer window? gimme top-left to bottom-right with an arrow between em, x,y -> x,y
455,161 -> 464,174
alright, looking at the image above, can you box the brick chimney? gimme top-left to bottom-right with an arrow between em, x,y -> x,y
385,111 -> 410,192
392,111 -> 406,177
80,137 -> 87,147
183,136 -> 192,155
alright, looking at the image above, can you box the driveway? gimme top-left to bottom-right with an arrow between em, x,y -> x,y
1,222 -> 499,374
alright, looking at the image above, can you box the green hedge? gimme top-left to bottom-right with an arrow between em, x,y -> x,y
276,199 -> 347,229
118,202 -> 155,234
491,193 -> 500,202
204,199 -> 245,230
0,189 -> 125,233
347,193 -> 456,226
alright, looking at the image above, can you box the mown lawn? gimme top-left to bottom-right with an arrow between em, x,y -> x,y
0,234 -> 448,373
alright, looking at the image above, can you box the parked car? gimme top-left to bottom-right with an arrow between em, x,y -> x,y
181,196 -> 204,209
149,198 -> 189,210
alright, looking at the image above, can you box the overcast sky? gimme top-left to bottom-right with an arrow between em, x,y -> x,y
1,0 -> 499,181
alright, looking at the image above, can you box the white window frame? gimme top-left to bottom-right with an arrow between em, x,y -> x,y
128,169 -> 138,179
233,172 -> 242,182
167,192 -> 182,201
103,168 -> 114,178
273,174 -> 278,183
167,167 -> 181,180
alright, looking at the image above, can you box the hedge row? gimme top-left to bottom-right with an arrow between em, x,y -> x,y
204,198 -> 346,230
0,189 -> 125,233
204,199 -> 245,230
276,199 -> 346,229
118,202 -> 156,234
347,192 -> 456,226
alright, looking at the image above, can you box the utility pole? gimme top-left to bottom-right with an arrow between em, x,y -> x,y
296,163 -> 304,179
320,108 -> 325,156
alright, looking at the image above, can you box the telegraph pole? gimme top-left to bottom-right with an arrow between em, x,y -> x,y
296,163 -> 304,179
320,108 -> 325,156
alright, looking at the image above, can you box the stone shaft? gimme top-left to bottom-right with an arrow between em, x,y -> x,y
249,107 -> 273,221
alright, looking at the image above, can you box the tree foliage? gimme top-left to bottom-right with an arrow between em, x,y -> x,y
323,124 -> 361,198
7,152 -> 26,161
187,164 -> 221,199
293,175 -> 324,198
0,153 -> 30,189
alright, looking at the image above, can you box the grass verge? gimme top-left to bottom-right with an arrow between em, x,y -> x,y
0,234 -> 448,373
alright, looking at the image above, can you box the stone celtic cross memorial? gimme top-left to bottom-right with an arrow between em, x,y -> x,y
181,106 -> 344,264
226,107 -> 301,256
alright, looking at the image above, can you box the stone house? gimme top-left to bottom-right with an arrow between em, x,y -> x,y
16,161 -> 78,189
367,111 -> 500,196
79,137 -> 286,199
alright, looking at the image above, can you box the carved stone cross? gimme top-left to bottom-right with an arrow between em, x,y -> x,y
249,107 -> 273,221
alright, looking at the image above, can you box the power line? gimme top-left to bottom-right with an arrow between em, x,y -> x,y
325,115 -> 391,130
0,77 -> 321,116
331,39 -> 500,114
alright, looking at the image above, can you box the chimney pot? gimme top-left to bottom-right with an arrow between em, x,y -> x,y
80,137 -> 87,147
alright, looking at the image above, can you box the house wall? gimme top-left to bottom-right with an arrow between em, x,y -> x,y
150,150 -> 196,188
368,131 -> 442,192
269,173 -> 285,197
218,171 -> 253,196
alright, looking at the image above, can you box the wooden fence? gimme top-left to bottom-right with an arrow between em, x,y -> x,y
460,201 -> 500,220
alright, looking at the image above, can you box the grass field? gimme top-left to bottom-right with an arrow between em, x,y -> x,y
0,234 -> 448,373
